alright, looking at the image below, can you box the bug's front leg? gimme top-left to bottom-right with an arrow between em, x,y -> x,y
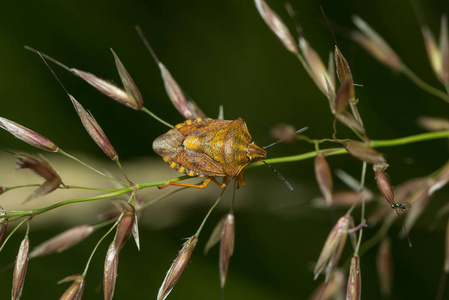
157,176 -> 229,189
235,172 -> 245,188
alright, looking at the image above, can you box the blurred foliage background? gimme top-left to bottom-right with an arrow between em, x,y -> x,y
1,0 -> 449,299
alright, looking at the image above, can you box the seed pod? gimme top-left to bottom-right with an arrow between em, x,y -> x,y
103,242 -> 119,300
12,237 -> 30,300
429,160 -> 449,196
158,236 -> 198,300
16,154 -> 62,203
377,238 -> 393,297
111,49 -> 143,110
72,69 -> 137,109
114,212 -> 134,251
312,190 -> 373,208
220,214 -> 235,288
0,117 -> 59,152
343,140 -> 385,164
336,112 -> 365,134
445,218 -> 449,273
16,154 -> 59,182
346,256 -> 361,300
70,96 -> 118,161
58,274 -> 85,300
158,63 -> 205,119
439,15 -> 449,84
314,215 -> 350,280
314,153 -> 333,206
112,200 -> 137,251
335,76 -> 353,114
270,124 -> 297,143
334,46 -> 353,86
351,16 -> 402,71
0,206 -> 8,246
309,270 -> 345,300
422,25 -> 443,81
204,216 -> 227,255
30,225 -> 94,258
417,116 -> 449,131
254,0 -> 298,54
402,180 -> 431,234
299,37 -> 335,98
373,163 -> 394,204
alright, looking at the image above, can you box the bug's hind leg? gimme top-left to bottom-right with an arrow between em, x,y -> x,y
158,176 -> 228,189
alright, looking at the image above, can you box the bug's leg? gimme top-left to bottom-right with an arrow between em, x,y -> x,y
158,176 -> 230,189
235,172 -> 245,188
158,176 -> 229,189
210,176 -> 228,188
158,177 -> 212,189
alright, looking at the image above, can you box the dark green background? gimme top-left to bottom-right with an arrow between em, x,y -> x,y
1,0 -> 449,299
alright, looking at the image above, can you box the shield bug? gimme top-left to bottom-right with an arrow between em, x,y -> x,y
153,117 -> 305,190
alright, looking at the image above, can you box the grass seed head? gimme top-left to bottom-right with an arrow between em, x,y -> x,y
299,37 -> 335,98
159,63 -> 197,120
104,242 -> 119,300
334,76 -> 353,114
70,96 -> 118,161
346,256 -> 361,300
439,15 -> 449,84
111,49 -> 143,110
204,215 -> 227,255
417,116 -> 449,131
16,154 -> 59,182
445,219 -> 449,272
422,26 -> 443,80
16,154 -> 62,203
373,163 -> 394,205
376,238 -> 393,297
309,270 -> 345,300
334,46 -> 353,85
12,237 -> 29,300
0,117 -> 59,152
270,124 -> 297,143
351,16 -> 402,71
0,206 -> 7,247
343,140 -> 385,164
254,0 -> 298,54
158,236 -> 198,300
314,215 -> 350,280
335,112 -> 365,134
30,225 -> 94,258
220,214 -> 235,288
58,274 -> 85,300
72,69 -> 139,109
314,154 -> 333,206
312,190 -> 373,208
114,211 -> 135,251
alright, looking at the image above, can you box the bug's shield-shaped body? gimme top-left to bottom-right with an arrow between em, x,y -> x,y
153,117 -> 266,181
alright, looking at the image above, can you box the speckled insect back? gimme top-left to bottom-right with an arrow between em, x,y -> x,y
153,117 -> 267,189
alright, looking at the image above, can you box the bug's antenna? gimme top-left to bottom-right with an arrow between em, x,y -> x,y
264,126 -> 309,149
261,160 -> 294,191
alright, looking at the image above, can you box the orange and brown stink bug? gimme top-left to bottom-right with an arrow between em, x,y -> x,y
153,117 -> 306,190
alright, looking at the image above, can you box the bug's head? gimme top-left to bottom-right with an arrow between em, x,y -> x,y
247,142 -> 267,162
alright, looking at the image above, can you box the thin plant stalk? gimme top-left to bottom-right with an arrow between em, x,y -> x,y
58,149 -> 128,186
353,162 -> 367,256
400,64 -> 449,103
0,218 -> 28,252
141,107 -> 173,128
195,187 -> 227,237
